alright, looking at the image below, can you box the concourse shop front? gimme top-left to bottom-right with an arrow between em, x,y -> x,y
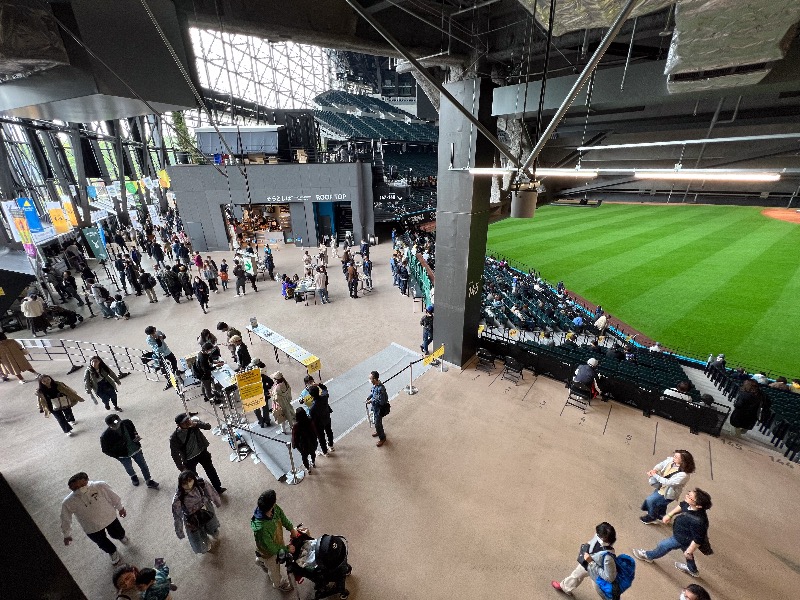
169,162 -> 375,251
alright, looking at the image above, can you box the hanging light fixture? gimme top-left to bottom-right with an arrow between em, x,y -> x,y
535,168 -> 598,178
633,169 -> 781,182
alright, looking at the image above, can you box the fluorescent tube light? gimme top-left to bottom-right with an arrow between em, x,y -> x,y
634,170 -> 780,182
466,167 -> 518,175
535,168 -> 598,178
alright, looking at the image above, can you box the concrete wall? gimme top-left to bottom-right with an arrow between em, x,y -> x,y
167,163 -> 373,251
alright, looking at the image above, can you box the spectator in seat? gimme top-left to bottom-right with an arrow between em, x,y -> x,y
650,341 -> 663,352
769,376 -> 791,391
606,344 -> 624,361
752,372 -> 769,385
572,358 -> 602,398
792,379 -> 800,394
663,381 -> 693,402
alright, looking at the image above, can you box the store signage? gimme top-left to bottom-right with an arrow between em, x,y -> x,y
17,197 -> 43,233
315,193 -> 348,201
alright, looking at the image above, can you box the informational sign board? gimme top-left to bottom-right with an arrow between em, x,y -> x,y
17,198 -> 43,233
48,204 -> 71,234
62,198 -> 79,226
236,368 -> 266,412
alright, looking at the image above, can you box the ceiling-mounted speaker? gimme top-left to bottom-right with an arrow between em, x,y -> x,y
511,187 -> 537,218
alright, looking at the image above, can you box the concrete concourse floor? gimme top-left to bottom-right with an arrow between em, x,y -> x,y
1,242 -> 798,600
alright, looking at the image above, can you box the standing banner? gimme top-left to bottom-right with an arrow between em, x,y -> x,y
236,368 -> 266,412
17,197 -> 43,233
47,203 -> 71,234
10,208 -> 37,257
82,226 -> 108,259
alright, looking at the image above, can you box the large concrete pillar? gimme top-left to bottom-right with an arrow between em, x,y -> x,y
434,78 -> 496,367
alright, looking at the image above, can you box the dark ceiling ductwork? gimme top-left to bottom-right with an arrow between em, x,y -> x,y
0,3 -> 69,81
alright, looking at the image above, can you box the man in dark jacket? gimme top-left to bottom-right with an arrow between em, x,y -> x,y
633,488 -> 712,578
170,413 -> 226,494
195,342 -> 223,403
308,382 -> 334,455
101,415 -> 159,489
230,335 -> 251,371
250,360 -> 274,428
420,305 -> 434,355
114,256 -> 129,294
161,267 -> 182,303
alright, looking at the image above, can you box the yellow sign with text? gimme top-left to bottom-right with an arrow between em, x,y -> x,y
236,368 -> 266,412
63,201 -> 79,226
423,345 -> 445,366
49,208 -> 71,234
301,355 -> 321,374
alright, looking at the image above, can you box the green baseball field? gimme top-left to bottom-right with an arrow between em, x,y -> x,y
486,203 -> 800,377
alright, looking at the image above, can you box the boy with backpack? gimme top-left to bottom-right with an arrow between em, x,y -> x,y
552,522 -> 635,599
112,295 -> 130,320
89,280 -> 114,319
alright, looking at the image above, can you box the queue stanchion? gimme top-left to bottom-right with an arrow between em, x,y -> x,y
285,442 -> 305,485
63,340 -> 81,374
405,361 -> 418,395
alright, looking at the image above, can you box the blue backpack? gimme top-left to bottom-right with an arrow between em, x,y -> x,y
595,552 -> 635,600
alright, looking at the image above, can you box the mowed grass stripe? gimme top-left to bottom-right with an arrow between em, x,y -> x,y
486,204 -> 800,375
618,220 -> 792,355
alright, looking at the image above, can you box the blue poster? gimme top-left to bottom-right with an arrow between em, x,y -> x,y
87,185 -> 97,199
98,225 -> 107,247
16,197 -> 43,233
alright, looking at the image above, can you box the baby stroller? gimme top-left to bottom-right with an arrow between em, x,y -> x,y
278,531 -> 352,599
45,305 -> 84,330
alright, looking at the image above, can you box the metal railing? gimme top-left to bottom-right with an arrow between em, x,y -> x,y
16,337 -> 160,380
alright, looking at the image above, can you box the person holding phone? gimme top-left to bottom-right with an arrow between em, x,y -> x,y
552,522 -> 617,595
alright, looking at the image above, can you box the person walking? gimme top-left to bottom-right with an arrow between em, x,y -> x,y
101,414 -> 159,489
730,379 -> 766,437
138,270 -> 159,303
61,271 -> 85,306
397,261 -> 409,296
203,260 -> 219,294
265,253 -> 275,280
291,407 -> 318,473
61,472 -> 128,565
151,240 -> 165,268
125,260 -> 142,296
21,293 -> 48,336
192,251 -> 204,275
362,257 -> 373,290
633,488 -> 713,578
145,326 -> 182,390
314,266 -> 329,304
178,266 -> 194,301
308,383 -> 335,455
0,331 -> 38,383
162,267 -> 182,303
172,470 -> 222,554
114,256 -> 129,294
251,489 -> 298,592
272,371 -> 295,434
420,305 -> 434,355
552,522 -> 618,596
84,356 -> 122,411
192,275 -> 210,314
233,260 -> 247,296
346,262 -> 359,299
367,370 -> 389,447
640,450 -> 696,524
36,374 -> 84,435
219,259 -> 229,291
170,413 -> 226,494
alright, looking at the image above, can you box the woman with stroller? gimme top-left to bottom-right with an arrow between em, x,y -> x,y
36,374 -> 84,435
84,356 -> 122,411
192,275 -> 210,314
171,470 -> 221,554
292,407 -> 318,473
272,371 -> 295,434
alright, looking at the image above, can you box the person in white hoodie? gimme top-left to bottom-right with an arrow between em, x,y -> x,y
61,472 -> 128,565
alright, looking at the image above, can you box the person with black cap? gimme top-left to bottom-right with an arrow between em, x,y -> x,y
195,342 -> 223,403
100,415 -> 159,489
251,489 -> 298,592
169,413 -> 226,495
250,360 -> 274,428
420,304 -> 434,355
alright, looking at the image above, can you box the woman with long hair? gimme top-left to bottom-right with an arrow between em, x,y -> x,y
171,470 -> 222,554
640,449 -> 696,523
192,275 -> 210,314
292,407 -> 318,473
0,332 -> 38,383
271,371 -> 295,434
83,356 -> 122,411
178,266 -> 194,300
36,374 -> 85,434
203,260 -> 219,294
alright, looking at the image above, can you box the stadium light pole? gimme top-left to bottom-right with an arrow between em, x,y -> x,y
343,0 -> 531,179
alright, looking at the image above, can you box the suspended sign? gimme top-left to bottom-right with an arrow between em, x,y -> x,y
17,197 -> 43,233
10,208 -> 36,257
47,204 -> 71,234
158,169 -> 170,188
63,200 -> 79,226
236,368 -> 267,412
82,226 -> 108,259
87,185 -> 97,199
125,181 -> 138,195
